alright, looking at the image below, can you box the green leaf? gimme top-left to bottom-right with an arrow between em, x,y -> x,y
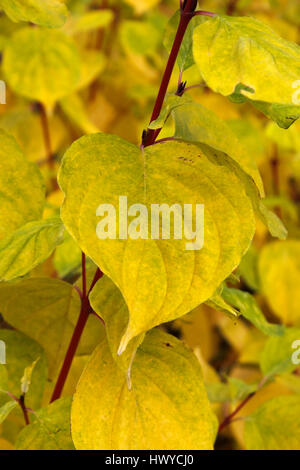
0,401 -> 18,425
0,129 -> 45,241
245,395 -> 300,450
59,134 -> 255,353
164,11 -> 209,72
0,330 -> 47,410
0,278 -> 104,377
205,285 -> 239,320
15,397 -> 74,450
3,27 -> 80,108
89,276 -> 145,381
0,218 -> 64,281
259,240 -> 300,325
206,377 -> 257,403
260,327 -> 300,377
0,0 -> 68,28
71,330 -> 215,450
222,287 -> 284,337
193,15 -> 300,127
172,100 -> 264,196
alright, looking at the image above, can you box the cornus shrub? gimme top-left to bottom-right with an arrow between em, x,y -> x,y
0,0 -> 300,451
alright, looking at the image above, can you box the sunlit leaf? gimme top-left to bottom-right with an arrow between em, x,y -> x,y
0,129 -> 44,241
89,276 -> 144,380
193,15 -> 300,128
172,99 -> 264,196
222,287 -> 284,337
245,395 -> 300,450
59,134 -> 255,353
71,330 -> 215,450
0,0 -> 68,28
15,397 -> 74,450
260,327 -> 300,377
0,330 -> 47,410
206,377 -> 257,403
0,278 -> 104,377
259,240 -> 300,324
0,401 -> 18,425
0,218 -> 64,281
65,9 -> 113,34
3,27 -> 80,108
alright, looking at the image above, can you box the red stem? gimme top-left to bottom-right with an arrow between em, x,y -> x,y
144,0 -> 198,147
19,394 -> 30,426
50,259 -> 103,402
50,298 -> 89,403
218,392 -> 255,433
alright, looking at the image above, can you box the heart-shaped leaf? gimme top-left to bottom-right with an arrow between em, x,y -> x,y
59,133 -> 255,353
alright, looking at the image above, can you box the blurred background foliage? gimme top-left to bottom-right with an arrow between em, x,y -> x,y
0,0 -> 300,450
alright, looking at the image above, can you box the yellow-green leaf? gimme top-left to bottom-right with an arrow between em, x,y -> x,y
193,15 -> 300,128
0,129 -> 45,241
65,9 -> 113,34
0,330 -> 47,410
15,397 -> 74,450
0,278 -> 104,377
164,11 -> 210,72
222,287 -> 284,337
260,327 -> 300,377
0,401 -> 17,425
71,330 -> 215,450
89,276 -> 144,380
53,230 -> 82,278
60,93 -> 99,134
0,218 -> 64,281
0,0 -> 68,28
245,395 -> 300,450
172,100 -> 264,196
206,377 -> 257,404
258,240 -> 300,325
3,27 -> 80,108
59,134 -> 255,353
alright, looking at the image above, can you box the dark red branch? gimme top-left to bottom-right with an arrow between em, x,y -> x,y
143,0 -> 198,147
19,394 -> 30,426
218,392 -> 255,433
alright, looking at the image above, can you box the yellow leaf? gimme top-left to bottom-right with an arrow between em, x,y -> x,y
59,134 -> 255,353
0,129 -> 44,241
245,395 -> 300,450
259,240 -> 300,324
71,330 -> 215,450
3,27 -> 80,108
0,0 -> 68,28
